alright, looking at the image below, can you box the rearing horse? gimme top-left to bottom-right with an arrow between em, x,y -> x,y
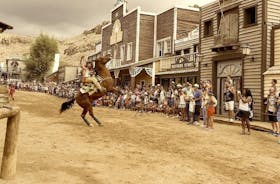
60,55 -> 118,126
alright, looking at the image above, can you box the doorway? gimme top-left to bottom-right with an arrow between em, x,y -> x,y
216,60 -> 242,114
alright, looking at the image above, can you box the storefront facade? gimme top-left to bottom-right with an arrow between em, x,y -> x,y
200,0 -> 280,120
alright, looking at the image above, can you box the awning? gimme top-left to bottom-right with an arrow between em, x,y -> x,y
263,65 -> 280,75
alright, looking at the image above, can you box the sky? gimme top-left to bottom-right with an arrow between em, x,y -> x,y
0,0 -> 215,39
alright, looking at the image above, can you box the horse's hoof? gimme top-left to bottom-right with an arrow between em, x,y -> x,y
98,124 -> 103,127
88,123 -> 93,127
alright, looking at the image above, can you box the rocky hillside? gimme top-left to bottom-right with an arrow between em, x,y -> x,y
0,21 -> 109,67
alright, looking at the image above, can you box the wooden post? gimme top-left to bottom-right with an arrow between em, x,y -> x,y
0,107 -> 20,180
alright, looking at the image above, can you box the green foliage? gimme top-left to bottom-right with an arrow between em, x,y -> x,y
25,34 -> 58,81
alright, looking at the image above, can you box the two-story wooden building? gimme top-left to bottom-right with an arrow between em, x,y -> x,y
200,0 -> 280,120
155,28 -> 201,89
101,2 -> 155,87
102,1 -> 200,88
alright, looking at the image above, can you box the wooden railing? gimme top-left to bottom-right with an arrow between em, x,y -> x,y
106,59 -> 122,70
0,106 -> 20,179
214,34 -> 238,46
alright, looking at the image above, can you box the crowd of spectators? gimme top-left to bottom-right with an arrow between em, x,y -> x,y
12,81 -> 79,99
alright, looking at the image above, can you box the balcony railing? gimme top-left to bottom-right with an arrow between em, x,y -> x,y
159,53 -> 200,72
106,59 -> 122,70
214,34 -> 238,46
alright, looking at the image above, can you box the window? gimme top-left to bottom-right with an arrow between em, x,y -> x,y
193,44 -> 199,53
120,45 -> 125,62
164,39 -> 171,54
156,37 -> 172,57
157,42 -> 164,57
244,6 -> 257,27
175,50 -> 181,56
127,43 -> 133,61
204,20 -> 213,37
184,48 -> 190,54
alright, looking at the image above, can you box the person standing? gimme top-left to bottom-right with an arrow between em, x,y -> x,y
237,89 -> 252,135
183,83 -> 193,122
193,84 -> 202,126
206,92 -> 217,129
202,89 -> 209,127
266,88 -> 279,136
9,84 -> 15,101
224,81 -> 235,122
178,86 -> 186,121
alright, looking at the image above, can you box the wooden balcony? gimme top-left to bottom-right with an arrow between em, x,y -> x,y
106,59 -> 122,70
159,53 -> 200,73
212,34 -> 239,52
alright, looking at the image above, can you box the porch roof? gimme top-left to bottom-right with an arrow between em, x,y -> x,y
263,66 -> 280,75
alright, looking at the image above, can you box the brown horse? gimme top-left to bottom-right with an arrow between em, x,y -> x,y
60,55 -> 118,127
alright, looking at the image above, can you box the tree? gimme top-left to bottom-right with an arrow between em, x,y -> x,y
25,34 -> 58,81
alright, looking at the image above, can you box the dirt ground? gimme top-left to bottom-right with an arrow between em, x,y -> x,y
0,91 -> 279,184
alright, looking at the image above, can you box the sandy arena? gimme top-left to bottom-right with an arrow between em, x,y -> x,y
0,91 -> 279,184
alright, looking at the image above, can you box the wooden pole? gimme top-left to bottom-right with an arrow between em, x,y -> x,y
0,111 -> 20,179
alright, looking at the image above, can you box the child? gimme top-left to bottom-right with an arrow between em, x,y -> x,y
206,92 -> 217,129
178,90 -> 186,121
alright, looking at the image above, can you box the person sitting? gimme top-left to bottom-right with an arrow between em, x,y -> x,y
80,56 -> 105,95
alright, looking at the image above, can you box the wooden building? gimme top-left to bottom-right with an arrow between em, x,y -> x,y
264,24 -> 280,97
200,0 -> 280,120
0,58 -> 26,81
101,2 -> 200,88
155,28 -> 201,89
101,2 -> 155,88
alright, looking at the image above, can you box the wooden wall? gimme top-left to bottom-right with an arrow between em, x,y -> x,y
200,1 -> 218,81
122,10 -> 138,64
200,0 -> 264,120
139,14 -> 155,61
267,0 -> 280,68
101,25 -> 112,52
101,8 -> 138,65
176,9 -> 200,40
112,5 -> 124,23
274,29 -> 280,66
239,0 -> 263,120
157,8 -> 174,48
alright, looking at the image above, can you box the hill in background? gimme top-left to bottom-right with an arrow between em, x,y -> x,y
0,21 -> 109,67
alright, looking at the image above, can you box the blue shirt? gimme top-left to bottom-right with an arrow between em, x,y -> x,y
194,90 -> 202,106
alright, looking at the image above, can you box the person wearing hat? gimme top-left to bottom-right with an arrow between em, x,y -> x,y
193,83 -> 202,125
80,56 -> 105,94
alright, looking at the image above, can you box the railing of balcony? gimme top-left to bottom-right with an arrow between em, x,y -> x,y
159,53 -> 200,72
106,59 -> 122,70
214,34 -> 238,46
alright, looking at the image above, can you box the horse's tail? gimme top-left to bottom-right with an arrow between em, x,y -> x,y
60,98 -> 75,114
